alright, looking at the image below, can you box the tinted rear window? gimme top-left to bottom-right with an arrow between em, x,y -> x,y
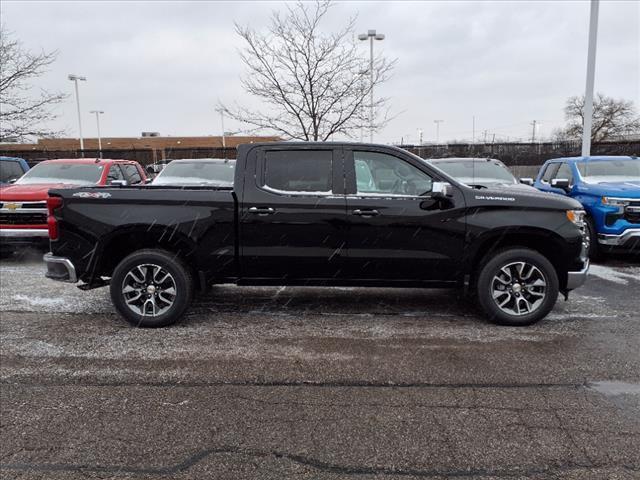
264,150 -> 332,193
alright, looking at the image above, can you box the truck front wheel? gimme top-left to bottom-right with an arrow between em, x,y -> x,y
476,248 -> 559,326
110,249 -> 193,328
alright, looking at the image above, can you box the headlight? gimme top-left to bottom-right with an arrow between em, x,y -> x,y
601,196 -> 630,212
566,209 -> 586,226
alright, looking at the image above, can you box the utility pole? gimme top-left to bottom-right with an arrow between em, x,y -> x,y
68,74 -> 87,155
433,120 -> 444,143
483,130 -> 488,143
89,110 -> 104,158
582,0 -> 600,157
358,30 -> 385,143
472,116 -> 476,144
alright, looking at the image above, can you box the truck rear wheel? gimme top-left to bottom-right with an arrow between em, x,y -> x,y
110,249 -> 193,328
476,248 -> 558,326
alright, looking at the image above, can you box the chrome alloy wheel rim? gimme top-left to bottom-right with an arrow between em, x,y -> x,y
121,264 -> 177,316
491,261 -> 547,316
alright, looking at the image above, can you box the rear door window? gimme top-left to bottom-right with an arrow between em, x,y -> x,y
263,150 -> 332,194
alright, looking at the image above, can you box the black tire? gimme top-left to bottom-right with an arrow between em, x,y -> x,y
0,248 -> 14,259
585,217 -> 601,261
110,249 -> 193,328
476,248 -> 559,326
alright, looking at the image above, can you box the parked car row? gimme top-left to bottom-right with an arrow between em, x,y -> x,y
0,157 -> 239,256
1,153 -> 638,260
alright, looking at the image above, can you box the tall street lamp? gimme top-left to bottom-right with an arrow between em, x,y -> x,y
90,110 -> 104,158
358,29 -> 385,143
68,74 -> 87,154
582,0 -> 599,157
434,120 -> 444,143
215,107 -> 226,148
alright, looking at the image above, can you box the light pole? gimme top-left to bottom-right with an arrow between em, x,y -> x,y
215,107 -> 226,148
90,110 -> 104,158
68,74 -> 87,154
358,29 -> 385,143
434,120 -> 444,143
582,0 -> 599,157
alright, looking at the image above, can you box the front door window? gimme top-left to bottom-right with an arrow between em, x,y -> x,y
354,151 -> 432,196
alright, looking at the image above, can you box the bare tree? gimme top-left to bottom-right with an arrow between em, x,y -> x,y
220,1 -> 395,141
0,27 -> 67,142
560,93 -> 640,142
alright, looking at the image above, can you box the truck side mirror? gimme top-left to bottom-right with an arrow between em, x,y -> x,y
551,178 -> 570,191
519,178 -> 534,186
431,181 -> 453,199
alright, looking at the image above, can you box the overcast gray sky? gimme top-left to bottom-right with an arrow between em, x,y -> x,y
3,0 -> 639,144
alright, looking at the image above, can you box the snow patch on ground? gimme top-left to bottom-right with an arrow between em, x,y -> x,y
12,294 -> 66,307
588,265 -> 640,285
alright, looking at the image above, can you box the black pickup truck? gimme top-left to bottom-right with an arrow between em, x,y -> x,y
44,142 -> 589,327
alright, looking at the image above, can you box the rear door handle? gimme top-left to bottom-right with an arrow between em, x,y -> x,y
248,206 -> 276,215
353,209 -> 380,217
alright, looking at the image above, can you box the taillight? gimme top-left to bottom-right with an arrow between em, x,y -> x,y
47,196 -> 63,240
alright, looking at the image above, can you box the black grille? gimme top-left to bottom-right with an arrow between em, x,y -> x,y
0,213 -> 47,225
624,211 -> 640,224
19,202 -> 47,209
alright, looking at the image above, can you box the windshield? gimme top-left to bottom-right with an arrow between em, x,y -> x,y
433,160 -> 516,185
152,160 -> 235,186
577,159 -> 640,183
16,162 -> 104,185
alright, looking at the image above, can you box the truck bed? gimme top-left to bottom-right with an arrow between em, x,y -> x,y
50,185 -> 237,286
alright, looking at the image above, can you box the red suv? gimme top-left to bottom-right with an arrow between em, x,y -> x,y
0,158 -> 147,256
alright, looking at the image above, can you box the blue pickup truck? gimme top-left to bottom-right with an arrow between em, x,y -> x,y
534,156 -> 640,257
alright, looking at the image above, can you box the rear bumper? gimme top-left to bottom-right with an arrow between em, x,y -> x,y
598,228 -> 640,247
43,253 -> 77,283
566,260 -> 589,290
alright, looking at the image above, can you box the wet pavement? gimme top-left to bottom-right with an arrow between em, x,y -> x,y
1,252 -> 639,479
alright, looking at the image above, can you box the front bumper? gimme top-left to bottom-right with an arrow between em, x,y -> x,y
43,253 -> 77,283
0,228 -> 49,249
566,260 -> 589,290
598,228 -> 640,247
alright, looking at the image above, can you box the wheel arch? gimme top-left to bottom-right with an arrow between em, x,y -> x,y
93,226 -> 199,286
467,228 -> 571,290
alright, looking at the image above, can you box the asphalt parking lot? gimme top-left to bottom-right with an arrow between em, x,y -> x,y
1,252 -> 639,479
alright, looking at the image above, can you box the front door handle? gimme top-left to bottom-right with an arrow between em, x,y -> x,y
248,207 -> 276,215
353,209 -> 380,217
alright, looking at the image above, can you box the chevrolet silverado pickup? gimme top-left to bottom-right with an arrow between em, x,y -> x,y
533,156 -> 640,257
44,142 -> 589,327
0,158 -> 147,256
